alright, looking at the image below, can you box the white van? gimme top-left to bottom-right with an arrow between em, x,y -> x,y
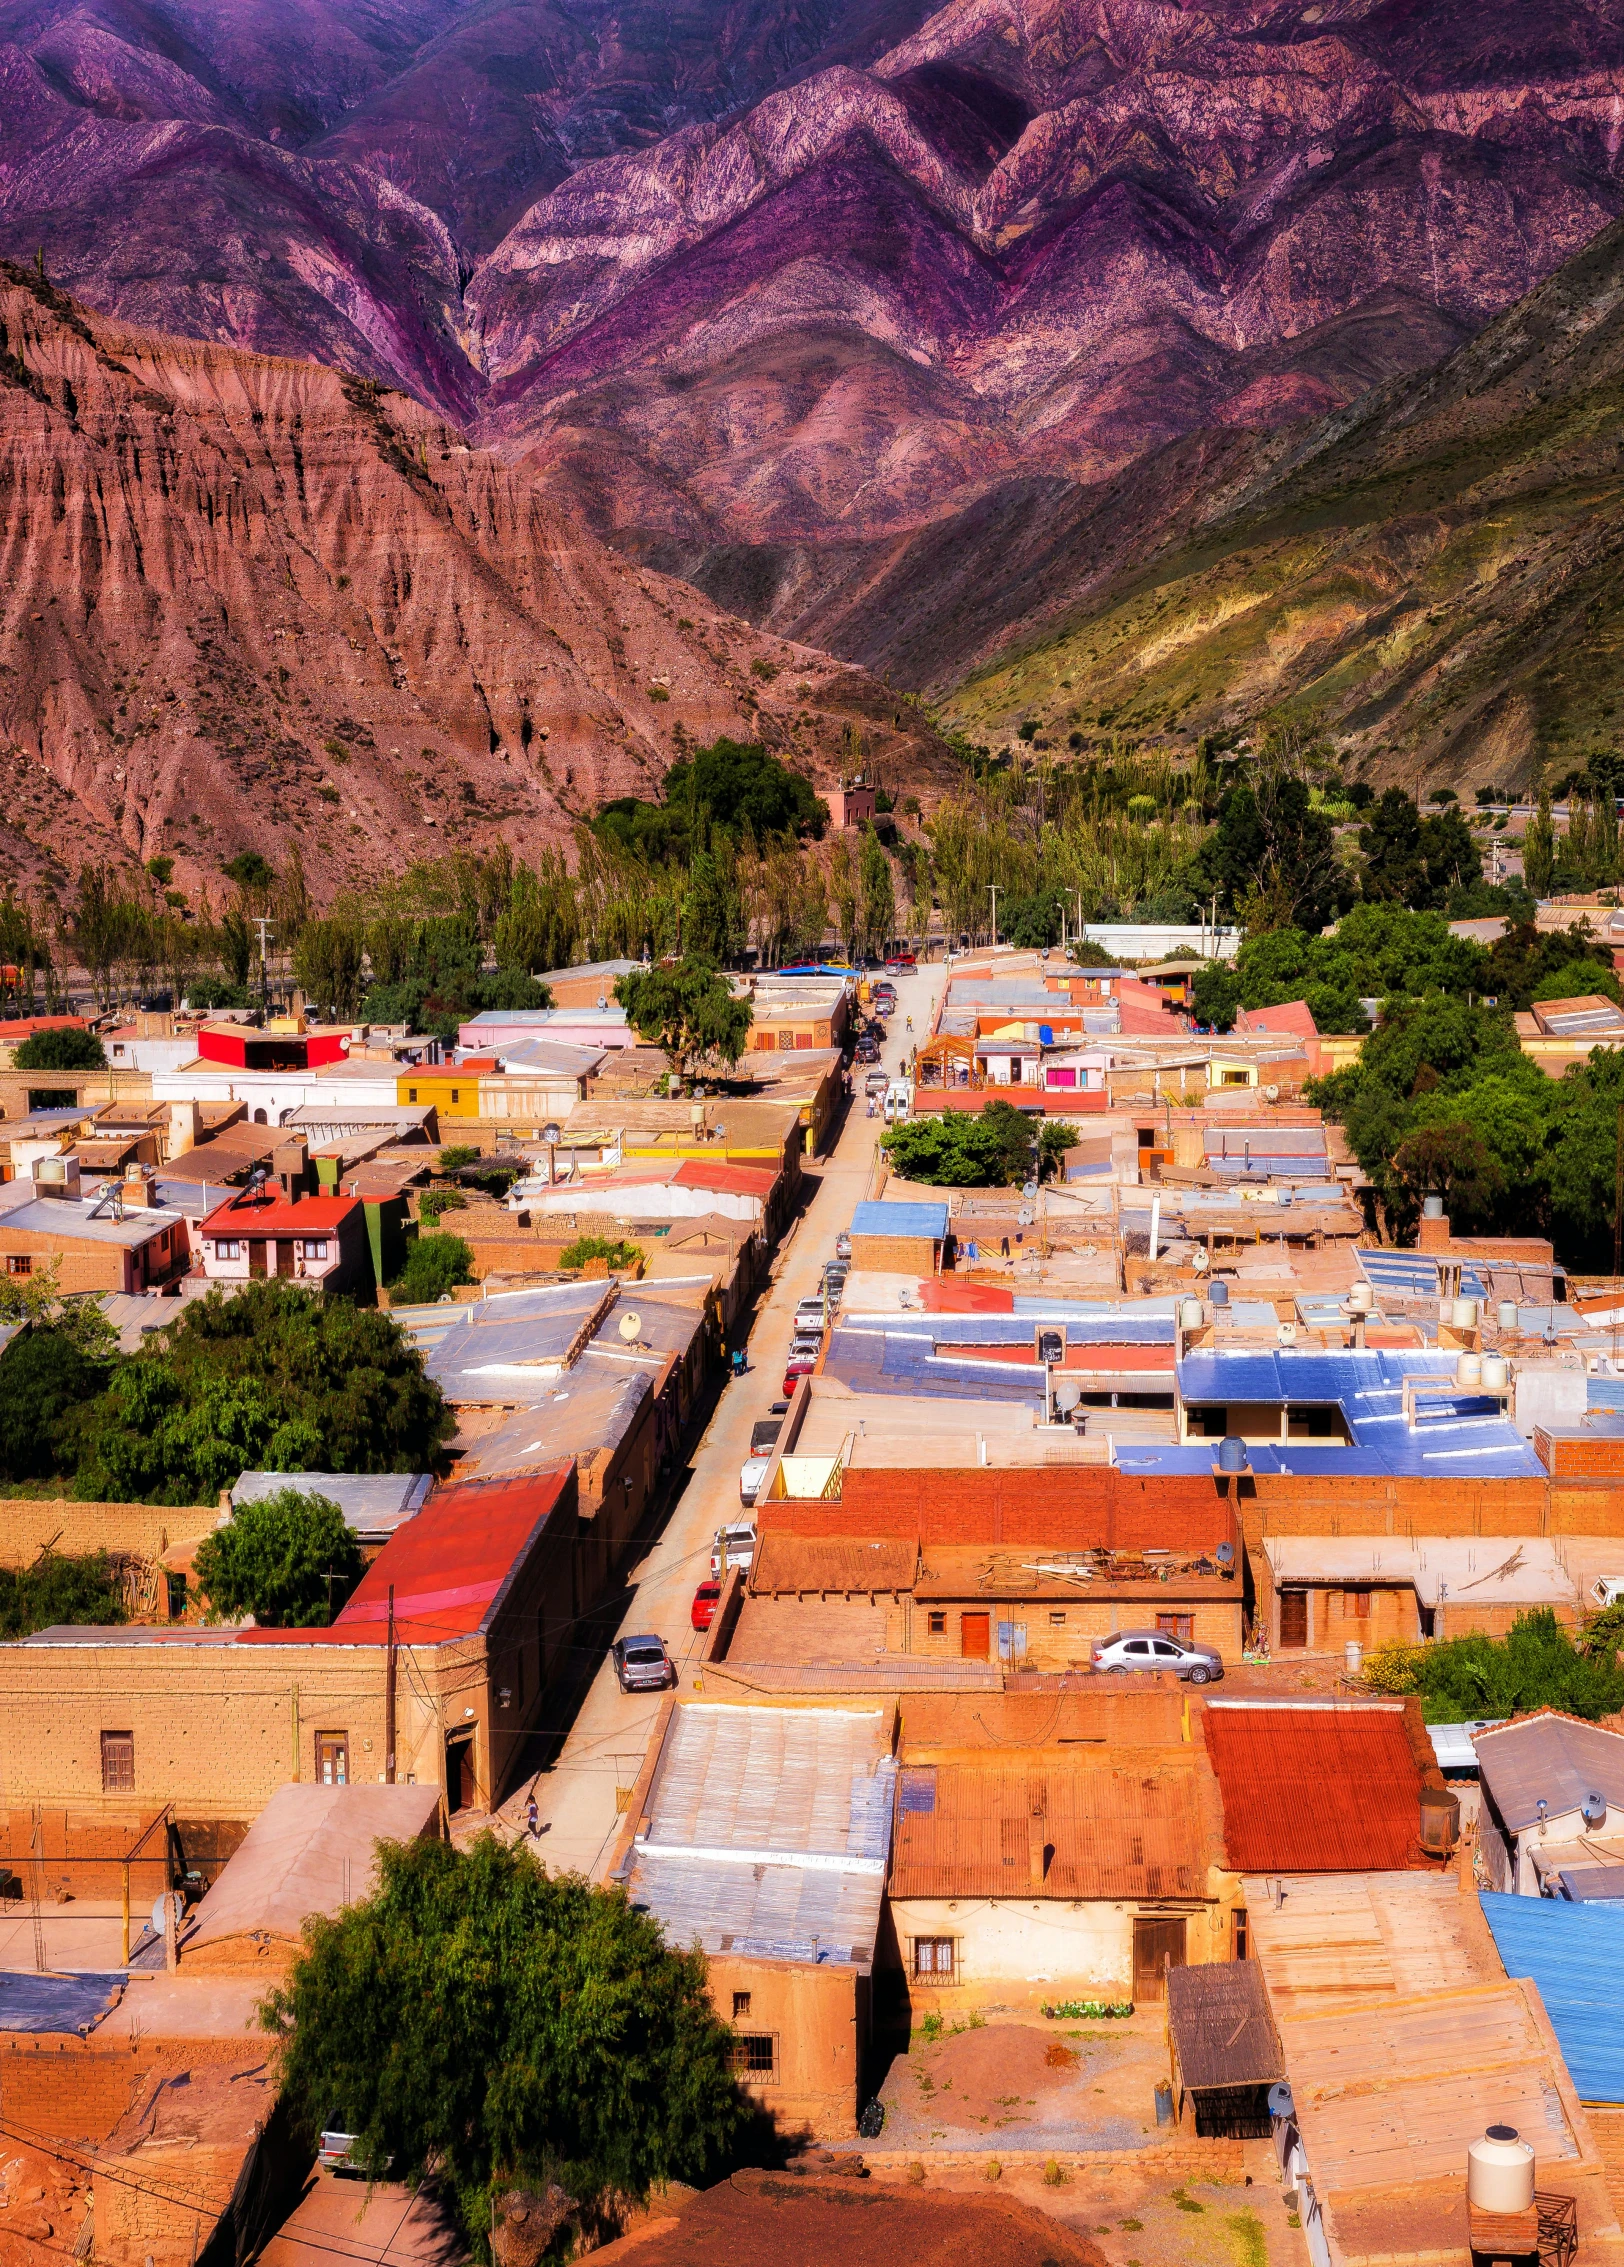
884,1079 -> 912,1125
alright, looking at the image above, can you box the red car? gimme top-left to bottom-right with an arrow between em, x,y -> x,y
691,1581 -> 721,1631
783,1358 -> 815,1396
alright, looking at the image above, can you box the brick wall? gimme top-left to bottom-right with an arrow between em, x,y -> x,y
849,1233 -> 940,1275
0,1497 -> 218,1569
812,1469 -> 1236,1553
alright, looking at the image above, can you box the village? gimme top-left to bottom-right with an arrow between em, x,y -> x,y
3,923 -> 1624,2267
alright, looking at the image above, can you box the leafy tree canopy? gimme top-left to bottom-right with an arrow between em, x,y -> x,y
614,959 -> 751,1076
389,1232 -> 476,1306
1369,1609 -> 1624,1723
263,1833 -> 742,2244
596,741 -> 827,865
1358,790 -> 1483,910
193,1487 -> 362,1627
1531,958 -> 1621,1005
0,1550 -> 126,1640
60,1284 -> 451,1504
0,1327 -> 113,1482
12,1025 -> 106,1071
883,1100 -> 1045,1188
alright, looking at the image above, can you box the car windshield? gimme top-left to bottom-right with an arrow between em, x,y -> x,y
624,1645 -> 664,1664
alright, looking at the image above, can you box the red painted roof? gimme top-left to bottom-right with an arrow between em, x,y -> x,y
916,1087 -> 1109,1115
1237,999 -> 1319,1041
1202,1703 -> 1430,1872
200,1193 -> 362,1236
240,1465 -> 574,1648
917,1280 -> 1015,1313
671,1158 -> 778,1197
0,1016 -> 88,1039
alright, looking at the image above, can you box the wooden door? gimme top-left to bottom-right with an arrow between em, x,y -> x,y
1279,1589 -> 1309,1649
249,1241 -> 267,1279
1133,1917 -> 1186,2002
276,1239 -> 295,1279
446,1734 -> 476,1812
960,1612 -> 991,1659
314,1734 -> 348,1786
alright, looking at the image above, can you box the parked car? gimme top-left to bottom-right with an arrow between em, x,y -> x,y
855,1037 -> 881,1064
710,1522 -> 757,1578
864,1068 -> 889,1095
751,1417 -> 783,1455
691,1581 -> 722,1631
1091,1630 -> 1224,1685
783,1358 -> 816,1394
740,1453 -> 772,1504
885,952 -> 917,973
611,1634 -> 676,1691
835,1232 -> 851,1260
795,1295 -> 829,1330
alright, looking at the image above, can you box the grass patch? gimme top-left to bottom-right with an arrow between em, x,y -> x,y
1225,2209 -> 1268,2267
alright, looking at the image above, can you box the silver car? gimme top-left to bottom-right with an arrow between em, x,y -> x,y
611,1634 -> 675,1692
1092,1630 -> 1223,1685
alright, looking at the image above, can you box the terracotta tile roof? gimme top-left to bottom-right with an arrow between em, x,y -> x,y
888,1755 -> 1209,1900
750,1534 -> 918,1595
1202,1701 -> 1434,1872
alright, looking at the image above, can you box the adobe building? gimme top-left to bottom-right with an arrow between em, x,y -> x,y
0,1160 -> 191,1292
610,1698 -> 895,2140
847,1198 -> 949,1276
826,778 -> 877,829
0,1465 -> 581,1831
198,1186 -> 370,1292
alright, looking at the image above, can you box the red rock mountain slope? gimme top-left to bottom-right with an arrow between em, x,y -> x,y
0,265 -> 943,901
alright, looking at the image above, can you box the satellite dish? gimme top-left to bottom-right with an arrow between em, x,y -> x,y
1193,1247 -> 1210,1272
1054,1380 -> 1082,1413
1017,1208 -> 1033,1229
619,1311 -> 643,1341
1022,1179 -> 1038,1200
541,1121 -> 562,1144
1216,1541 -> 1235,1567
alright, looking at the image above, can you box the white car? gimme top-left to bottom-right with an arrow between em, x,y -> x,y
1092,1630 -> 1224,1685
710,1523 -> 757,1578
739,1454 -> 772,1505
794,1296 -> 829,1331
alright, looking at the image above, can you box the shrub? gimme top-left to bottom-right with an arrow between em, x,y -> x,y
557,1235 -> 642,1273
389,1232 -> 475,1305
12,1025 -> 105,1071
0,1550 -> 125,1638
419,1189 -> 468,1224
193,1487 -> 361,1627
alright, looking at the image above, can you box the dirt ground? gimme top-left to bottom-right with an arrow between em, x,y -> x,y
980,2155 -> 1306,2267
877,2016 -> 1174,2154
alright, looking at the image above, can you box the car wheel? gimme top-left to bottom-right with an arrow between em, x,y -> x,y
1187,1665 -> 1211,1685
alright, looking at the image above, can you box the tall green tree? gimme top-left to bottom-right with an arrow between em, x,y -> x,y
193,1488 -> 362,1627
858,826 -> 895,954
264,1834 -> 742,2245
1523,790 -> 1556,898
615,960 -> 751,1077
12,1025 -> 105,1071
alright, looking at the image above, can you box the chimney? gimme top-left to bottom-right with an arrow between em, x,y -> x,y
168,1098 -> 202,1158
1028,1790 -> 1050,1889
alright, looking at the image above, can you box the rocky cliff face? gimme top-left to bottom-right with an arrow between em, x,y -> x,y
0,265 -> 942,902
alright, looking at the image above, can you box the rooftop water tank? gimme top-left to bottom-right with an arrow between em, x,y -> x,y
1467,2128 -> 1534,2215
1498,1301 -> 1519,1331
1452,1297 -> 1480,1330
1217,1436 -> 1248,1473
1481,1355 -> 1510,1393
1419,1786 -> 1460,1857
1456,1352 -> 1483,1387
1348,1283 -> 1375,1314
1210,1278 -> 1230,1309
1179,1298 -> 1204,1330
1423,1195 -> 1446,1220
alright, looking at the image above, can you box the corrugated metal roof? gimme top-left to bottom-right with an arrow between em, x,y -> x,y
185,1783 -> 440,1949
898,1688 -> 1188,1753
1473,1711 -> 1624,1831
887,1756 -> 1208,1900
622,1703 -> 893,1966
750,1535 -> 918,1595
1555,1865 -> 1624,1902
1356,1248 -> 1490,1302
1168,1960 -> 1283,2090
850,1199 -> 949,1241
1202,1702 -> 1429,1872
231,1470 -> 431,1540
0,1973 -> 123,2033
1481,1891 -> 1624,2099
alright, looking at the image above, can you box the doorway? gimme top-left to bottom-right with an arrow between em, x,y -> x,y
276,1239 -> 295,1279
445,1731 -> 476,1812
315,1733 -> 348,1785
1279,1590 -> 1309,1649
249,1241 -> 267,1280
1132,1916 -> 1187,2002
960,1612 -> 990,1659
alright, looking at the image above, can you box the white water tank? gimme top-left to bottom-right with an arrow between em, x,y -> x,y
1468,2127 -> 1535,2214
1345,1640 -> 1363,1677
1456,1352 -> 1483,1387
1498,1301 -> 1519,1331
1179,1298 -> 1204,1330
1481,1355 -> 1510,1393
1349,1283 -> 1375,1314
1452,1297 -> 1480,1330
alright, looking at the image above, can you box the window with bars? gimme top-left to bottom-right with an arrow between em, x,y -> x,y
100,1731 -> 134,1792
914,1936 -> 955,1979
731,2033 -> 777,2078
732,1991 -> 752,2019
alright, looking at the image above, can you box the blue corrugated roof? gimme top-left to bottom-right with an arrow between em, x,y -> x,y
1356,1247 -> 1490,1302
0,1972 -> 123,2033
1481,1893 -> 1624,2100
1590,1375 -> 1624,1411
850,1200 -> 948,1241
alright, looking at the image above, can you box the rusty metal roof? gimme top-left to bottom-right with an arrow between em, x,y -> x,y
750,1534 -> 918,1595
914,1545 -> 1236,1602
1202,1701 -> 1430,1873
887,1756 -> 1209,1900
897,1687 -> 1187,1755
1168,1959 -> 1283,2091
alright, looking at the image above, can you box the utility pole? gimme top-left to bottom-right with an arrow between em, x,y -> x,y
253,916 -> 274,1016
989,885 -> 1001,949
385,1583 -> 397,1785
